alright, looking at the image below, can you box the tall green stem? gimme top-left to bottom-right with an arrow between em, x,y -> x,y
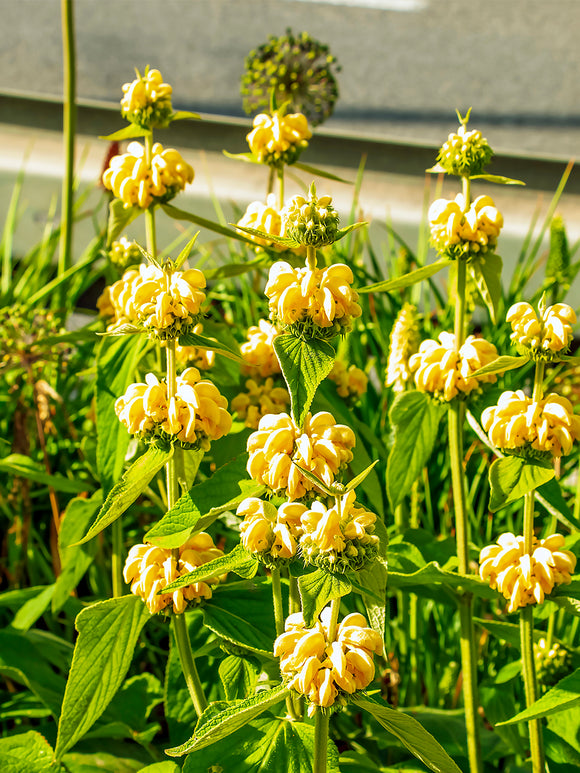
172,612 -> 208,717
313,597 -> 340,773
306,244 -> 317,271
59,0 -> 76,294
271,567 -> 284,637
144,133 -> 157,258
111,518 -> 123,597
449,174 -> 482,773
277,168 -> 285,210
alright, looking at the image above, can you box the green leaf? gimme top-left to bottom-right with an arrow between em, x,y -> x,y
77,446 -> 172,545
96,334 -> 147,495
183,715 -> 341,773
144,488 -> 202,549
166,684 -> 290,756
0,454 -> 92,494
10,584 -> 55,633
293,161 -> 353,184
345,460 -> 380,492
203,255 -> 269,281
386,392 -> 445,510
469,173 -> 525,186
171,110 -> 201,122
106,198 -> 141,245
470,354 -> 528,378
162,203 -> 255,244
203,579 -> 278,656
352,694 -> 463,773
222,150 -> 261,164
55,595 -> 151,760
0,730 -> 56,773
174,233 -> 200,270
468,253 -> 503,324
474,617 -> 549,649
160,545 -> 259,593
98,322 -> 143,337
334,221 -> 368,242
100,125 -> 150,141
545,727 -> 580,767
274,333 -> 335,427
497,668 -> 580,725
388,562 -> 499,601
359,259 -> 451,294
232,223 -> 299,248
299,569 -> 352,627
219,655 -> 258,701
53,491 -> 102,613
178,329 -> 243,363
489,456 -> 555,512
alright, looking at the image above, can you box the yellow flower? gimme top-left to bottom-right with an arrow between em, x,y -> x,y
482,390 -> 580,458
409,332 -> 498,401
479,532 -> 576,613
329,360 -> 368,400
247,111 -> 311,166
428,194 -> 503,258
231,377 -> 290,429
385,303 -> 420,392
115,368 -> 231,450
104,262 -> 206,339
237,497 -> 307,561
175,323 -> 215,371
274,606 -> 383,715
240,319 -> 281,378
264,261 -> 361,336
123,533 -> 224,614
300,489 -> 378,572
506,301 -> 576,358
246,411 -> 355,500
120,67 -> 173,129
102,141 -> 194,209
236,194 -> 287,251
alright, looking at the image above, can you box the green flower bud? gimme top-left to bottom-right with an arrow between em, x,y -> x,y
436,115 -> 493,177
283,183 -> 340,247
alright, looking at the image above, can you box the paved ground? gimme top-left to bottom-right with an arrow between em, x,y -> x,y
2,0 -> 580,158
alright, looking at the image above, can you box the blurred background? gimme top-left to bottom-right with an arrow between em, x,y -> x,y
1,0 -> 579,275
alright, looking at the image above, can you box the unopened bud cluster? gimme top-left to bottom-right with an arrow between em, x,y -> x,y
240,319 -> 282,378
236,195 -> 288,251
102,141 -> 193,209
265,261 -> 361,338
100,262 -> 206,339
482,390 -> 580,459
237,497 -> 305,564
120,67 -> 173,130
507,301 -> 576,360
534,637 -> 573,686
274,607 -> 383,716
247,411 -> 355,501
108,236 -> 142,273
246,111 -> 311,167
282,188 -> 340,247
428,194 -> 503,259
231,377 -> 290,429
385,303 -> 421,392
123,533 -> 225,615
328,360 -> 368,401
436,123 -> 493,177
409,332 -> 498,402
479,532 -> 576,613
115,368 -> 231,451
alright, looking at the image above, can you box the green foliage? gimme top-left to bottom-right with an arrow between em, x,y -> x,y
498,668 -> 580,725
489,455 -> 555,511
299,568 -> 353,626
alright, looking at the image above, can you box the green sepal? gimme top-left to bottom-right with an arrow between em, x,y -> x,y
468,253 -> 502,324
178,329 -> 243,363
470,354 -> 528,378
161,203 -> 255,244
274,333 -> 335,428
159,545 -> 259,594
106,198 -> 141,246
165,683 -> 290,756
298,568 -> 352,627
352,694 -> 463,773
489,455 -> 555,512
469,173 -> 525,186
359,258 -> 451,294
99,125 -> 150,142
75,446 -> 173,545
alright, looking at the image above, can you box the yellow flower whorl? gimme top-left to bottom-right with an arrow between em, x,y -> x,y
246,411 -> 356,501
409,332 -> 498,401
237,497 -> 306,562
329,360 -> 368,401
120,67 -> 173,129
236,194 -> 287,251
247,111 -> 311,166
385,303 -> 421,392
274,607 -> 383,716
506,301 -> 576,358
231,377 -> 290,429
264,261 -> 362,337
479,532 -> 576,613
102,141 -> 194,209
123,533 -> 224,614
428,194 -> 503,259
240,319 -> 282,378
481,390 -> 580,458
